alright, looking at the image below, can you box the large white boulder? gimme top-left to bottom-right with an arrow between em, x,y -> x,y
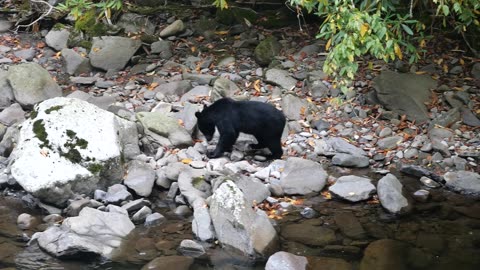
10,97 -> 140,205
33,207 -> 135,258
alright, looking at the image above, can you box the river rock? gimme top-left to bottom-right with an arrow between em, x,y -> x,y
14,48 -> 35,61
154,80 -> 193,96
372,70 -> 436,122
334,212 -> 366,239
265,251 -> 307,270
444,171 -> 480,194
281,94 -> 308,120
211,77 -> 240,101
178,239 -> 205,257
377,174 -> 409,214
254,36 -> 282,66
322,137 -> 367,156
141,256 -> 194,270
0,103 -> 25,126
191,198 -> 215,242
89,36 -> 142,71
180,85 -> 211,102
265,69 -> 297,90
150,40 -> 173,59
124,160 -> 156,197
160,20 -> 186,38
0,70 -> 14,109
332,153 -> 369,168
61,48 -> 91,75
329,176 -> 376,202
377,136 -> 403,150
17,213 -> 38,230
209,180 -> 278,258
117,13 -> 155,35
7,63 -> 62,108
45,28 -> 70,51
10,97 -> 139,206
33,207 -> 134,258
105,184 -> 132,204
281,223 -> 336,246
280,157 -> 327,195
145,212 -> 166,227
136,112 -> 192,147
360,239 -> 408,270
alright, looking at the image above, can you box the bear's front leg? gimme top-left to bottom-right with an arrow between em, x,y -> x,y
207,121 -> 238,158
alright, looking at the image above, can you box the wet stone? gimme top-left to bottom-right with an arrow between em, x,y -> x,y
281,223 -> 336,246
334,212 -> 366,239
329,176 -> 376,202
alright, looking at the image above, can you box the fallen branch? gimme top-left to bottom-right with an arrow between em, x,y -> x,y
14,0 -> 56,33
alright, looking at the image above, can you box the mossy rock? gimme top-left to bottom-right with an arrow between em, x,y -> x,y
74,9 -> 108,37
140,33 -> 159,44
254,36 -> 282,66
193,18 -> 217,35
216,7 -> 258,26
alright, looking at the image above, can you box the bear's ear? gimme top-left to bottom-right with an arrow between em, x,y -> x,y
195,112 -> 201,118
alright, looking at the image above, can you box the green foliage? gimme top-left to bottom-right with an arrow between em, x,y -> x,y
57,0 -> 122,21
213,0 -> 229,10
433,0 -> 480,31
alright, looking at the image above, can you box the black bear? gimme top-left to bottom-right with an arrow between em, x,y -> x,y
195,98 -> 286,159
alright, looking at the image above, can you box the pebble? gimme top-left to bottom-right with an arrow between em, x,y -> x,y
412,189 -> 430,202
300,207 -> 317,219
419,176 -> 441,188
254,155 -> 267,161
189,160 -> 206,169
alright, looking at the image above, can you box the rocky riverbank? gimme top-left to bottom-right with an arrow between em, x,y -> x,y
0,4 -> 479,270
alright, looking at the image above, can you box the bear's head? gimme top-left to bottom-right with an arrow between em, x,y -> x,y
195,111 -> 215,141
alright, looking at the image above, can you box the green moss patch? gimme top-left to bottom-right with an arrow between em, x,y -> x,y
45,105 -> 64,114
33,119 -> 49,148
88,163 -> 103,174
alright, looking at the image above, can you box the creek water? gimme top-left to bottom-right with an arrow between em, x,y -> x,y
1,170 -> 479,270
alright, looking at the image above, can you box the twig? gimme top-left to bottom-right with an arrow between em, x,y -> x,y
14,0 -> 55,33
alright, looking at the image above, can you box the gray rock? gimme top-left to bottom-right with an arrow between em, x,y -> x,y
165,162 -> 189,181
254,36 -> 282,66
121,198 -> 149,213
116,13 -> 155,35
70,76 -> 97,84
334,212 -> 366,239
178,239 -> 205,257
178,168 -> 210,204
472,62 -> 480,79
154,80 -> 193,96
144,212 -> 166,227
123,160 -> 156,197
7,63 -> 62,108
265,69 -> 297,90
33,207 -> 134,258
89,36 -> 142,71
177,102 -> 202,135
211,77 -> 239,101
182,73 -> 216,85
174,205 -> 192,215
105,184 -> 132,204
431,140 -> 450,157
224,174 -> 270,205
404,148 -> 418,159
265,251 -> 307,270
150,40 -> 173,59
209,181 -> 278,258
281,94 -> 308,120
312,119 -> 330,131
160,20 -> 186,38
325,137 -> 367,156
192,198 -> 215,242
0,20 -> 12,32
332,153 -> 369,168
180,85 -> 211,102
14,48 -> 36,61
281,222 -> 336,246
10,98 -> 139,206
64,198 -> 91,217
106,204 -> 128,216
462,109 -> 480,127
329,175 -> 376,202
137,112 -> 193,147
217,56 -> 235,67
412,189 -> 429,202
17,213 -> 38,230
378,127 -> 392,138
419,176 -> 441,188
140,256 -> 194,270
61,48 -> 91,75
280,157 -> 327,195
444,171 -> 480,194
132,205 -> 152,223
377,174 -> 409,214
373,70 -> 437,122
0,103 -> 25,126
45,29 -> 70,51
377,136 -> 403,150
0,70 -> 14,109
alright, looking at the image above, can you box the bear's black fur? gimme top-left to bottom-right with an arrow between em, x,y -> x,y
195,98 -> 286,159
